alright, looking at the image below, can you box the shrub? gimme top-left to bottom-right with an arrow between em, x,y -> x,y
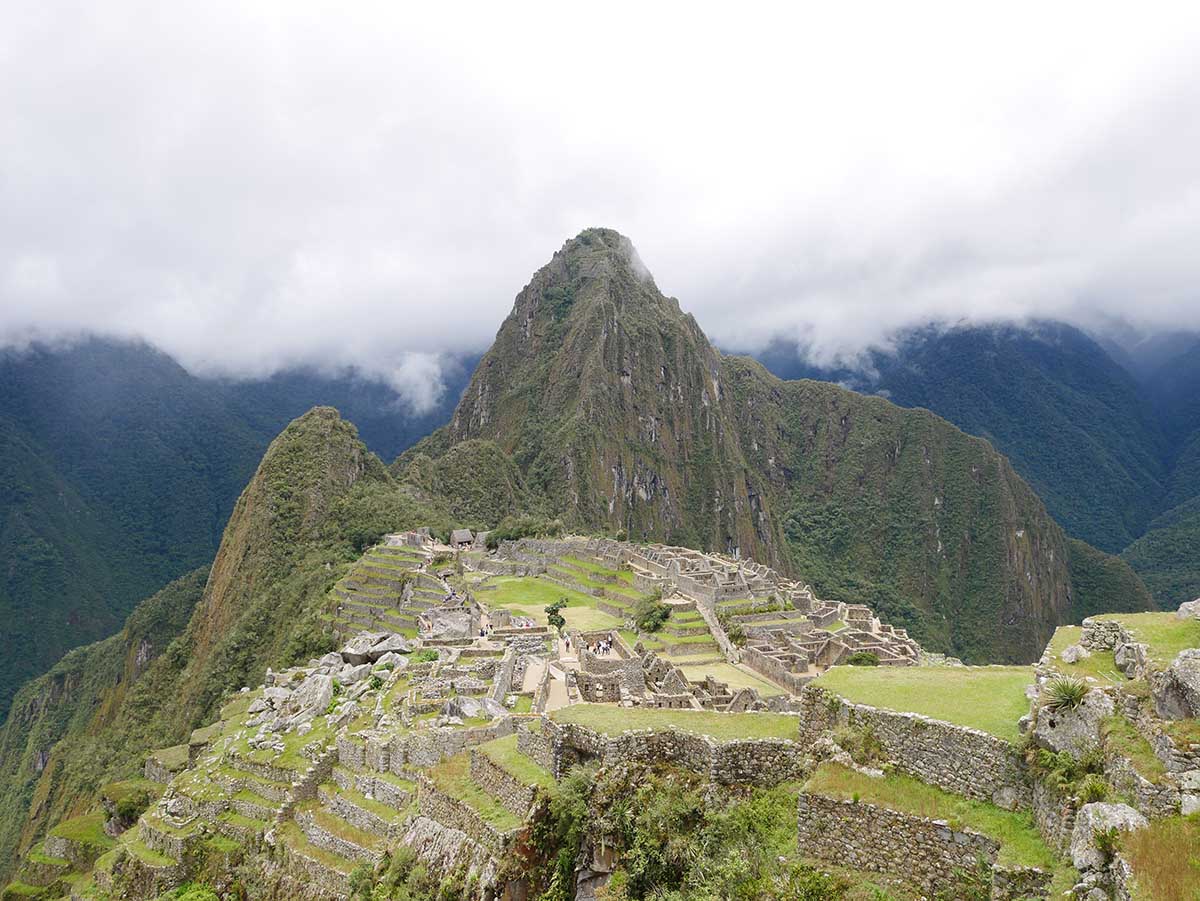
1043,676 -> 1088,712
833,725 -> 885,766
115,789 -> 152,823
1077,773 -> 1111,803
368,675 -> 384,691
1094,826 -> 1121,862
846,651 -> 880,667
411,649 -> 439,664
633,598 -> 670,633
544,599 -> 568,632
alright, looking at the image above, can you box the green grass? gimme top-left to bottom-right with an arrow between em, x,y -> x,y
125,838 -> 176,866
509,695 -> 533,714
1044,626 -> 1126,684
427,754 -> 522,831
552,703 -> 799,741
1124,813 -> 1200,901
2,881 -> 44,896
49,812 -> 114,850
275,821 -> 355,874
563,555 -> 635,584
149,744 -> 189,771
814,665 -> 1033,742
297,801 -> 384,849
481,575 -> 625,632
805,763 -> 1064,873
1095,612 -> 1200,668
99,778 -> 161,806
477,734 -> 555,789
1102,715 -> 1168,784
676,661 -> 785,696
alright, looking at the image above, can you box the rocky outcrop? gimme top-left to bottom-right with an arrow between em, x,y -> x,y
1151,649 -> 1200,719
1032,689 -> 1114,757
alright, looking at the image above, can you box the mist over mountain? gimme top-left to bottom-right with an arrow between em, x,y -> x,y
746,321 -> 1200,605
0,339 -> 473,720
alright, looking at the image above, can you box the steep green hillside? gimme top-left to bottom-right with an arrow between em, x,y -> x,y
1122,497 -> 1200,605
0,341 -> 470,724
753,323 -> 1170,553
0,569 -> 205,880
408,228 -> 1149,663
0,406 -> 501,877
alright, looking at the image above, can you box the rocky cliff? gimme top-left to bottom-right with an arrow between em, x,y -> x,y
409,228 -> 1150,662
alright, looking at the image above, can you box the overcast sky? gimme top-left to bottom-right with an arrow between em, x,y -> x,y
3,2 -> 1200,411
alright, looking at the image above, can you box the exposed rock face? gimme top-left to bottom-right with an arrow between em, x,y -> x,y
1178,598 -> 1200,620
1152,648 -> 1200,719
1033,689 -> 1114,757
406,227 -> 1129,663
1069,802 -> 1148,872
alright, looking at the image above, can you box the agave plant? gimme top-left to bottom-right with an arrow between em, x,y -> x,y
1043,675 -> 1089,712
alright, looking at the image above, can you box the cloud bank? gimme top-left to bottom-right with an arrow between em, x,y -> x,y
3,1 -> 1200,406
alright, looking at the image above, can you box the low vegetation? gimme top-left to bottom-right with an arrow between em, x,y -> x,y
1123,813 -> 1200,901
814,665 -> 1033,742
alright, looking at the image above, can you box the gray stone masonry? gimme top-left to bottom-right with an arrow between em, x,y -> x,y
796,793 -> 1050,900
541,717 -> 807,787
798,686 -> 1031,808
469,749 -> 539,817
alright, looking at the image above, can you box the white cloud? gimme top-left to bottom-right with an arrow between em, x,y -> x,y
2,0 -> 1200,392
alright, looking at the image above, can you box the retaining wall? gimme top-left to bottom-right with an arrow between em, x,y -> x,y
798,686 -> 1031,809
796,793 -> 1050,900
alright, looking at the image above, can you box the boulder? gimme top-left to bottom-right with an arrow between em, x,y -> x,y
1069,802 -> 1147,871
442,696 -> 483,720
1061,644 -> 1092,664
284,673 -> 334,722
339,663 -> 372,685
1152,649 -> 1200,720
1114,641 -> 1147,678
318,652 -> 344,669
1177,598 -> 1200,620
1033,688 -> 1114,756
369,634 -> 412,660
376,652 -> 407,671
262,686 -> 292,706
341,632 -> 389,665
481,698 -> 508,719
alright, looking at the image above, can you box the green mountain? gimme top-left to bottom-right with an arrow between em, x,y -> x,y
0,406 -> 482,874
755,323 -> 1199,608
0,341 -> 472,722
407,228 -> 1151,663
753,323 -> 1171,554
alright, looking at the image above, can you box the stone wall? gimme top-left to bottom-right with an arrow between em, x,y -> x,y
469,749 -> 539,817
1031,780 -> 1078,855
1104,748 -> 1181,818
796,793 -> 1050,900
798,686 -> 1031,809
741,645 -> 813,694
540,718 -> 806,787
517,724 -> 555,771
415,776 -> 514,856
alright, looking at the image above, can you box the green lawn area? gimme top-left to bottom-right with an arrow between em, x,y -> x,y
427,753 -> 522,830
1095,612 -> 1200,668
50,812 -> 116,852
480,576 -> 625,632
805,763 -> 1069,881
676,661 -> 785,696
1043,626 -> 1126,684
478,734 -> 555,788
552,703 -> 799,741
814,665 -> 1033,742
